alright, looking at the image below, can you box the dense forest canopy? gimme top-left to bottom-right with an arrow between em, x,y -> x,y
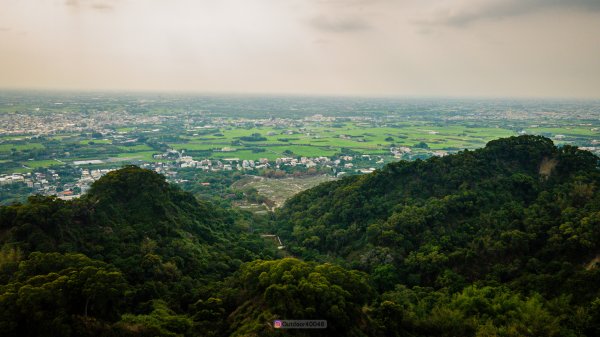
0,136 -> 599,336
274,135 -> 600,335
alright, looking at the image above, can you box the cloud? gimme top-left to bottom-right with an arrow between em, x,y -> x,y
421,0 -> 600,27
91,3 -> 114,11
313,38 -> 333,45
309,15 -> 371,33
65,0 -> 115,11
314,0 -> 391,6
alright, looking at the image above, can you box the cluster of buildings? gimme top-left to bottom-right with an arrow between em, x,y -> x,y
390,146 -> 412,158
145,149 -> 383,180
0,167 -> 118,201
0,149 -> 381,199
148,148 -> 380,175
0,174 -> 29,186
0,110 -> 169,136
389,145 -> 448,158
0,170 -> 60,194
76,169 -> 115,194
186,116 -> 305,132
580,146 -> 600,156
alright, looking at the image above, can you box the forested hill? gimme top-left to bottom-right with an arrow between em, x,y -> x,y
0,166 -> 274,280
1,138 -> 600,336
277,135 -> 600,293
0,166 -> 279,336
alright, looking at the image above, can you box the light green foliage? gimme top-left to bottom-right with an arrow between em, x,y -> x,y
0,143 -> 45,151
120,300 -> 193,337
226,258 -> 373,336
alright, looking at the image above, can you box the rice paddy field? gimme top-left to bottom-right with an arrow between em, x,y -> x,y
1,93 -> 600,174
3,118 -> 600,175
166,123 -> 521,159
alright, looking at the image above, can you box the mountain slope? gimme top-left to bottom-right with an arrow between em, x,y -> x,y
1,166 -> 273,283
1,138 -> 600,336
0,166 -> 285,337
276,136 -> 600,297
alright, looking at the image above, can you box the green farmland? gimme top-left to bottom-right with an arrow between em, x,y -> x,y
165,124 -> 519,160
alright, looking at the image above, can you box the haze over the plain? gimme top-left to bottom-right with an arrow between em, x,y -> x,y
1,0 -> 599,98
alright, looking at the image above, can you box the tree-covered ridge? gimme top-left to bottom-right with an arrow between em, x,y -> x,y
276,136 -> 600,325
1,137 -> 600,336
0,167 -> 274,281
0,166 -> 280,336
0,164 -> 381,336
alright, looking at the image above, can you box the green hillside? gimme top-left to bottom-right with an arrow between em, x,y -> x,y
275,135 -> 600,335
1,136 -> 599,336
0,166 -> 279,336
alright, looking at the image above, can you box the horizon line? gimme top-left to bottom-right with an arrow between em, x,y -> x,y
0,87 -> 599,102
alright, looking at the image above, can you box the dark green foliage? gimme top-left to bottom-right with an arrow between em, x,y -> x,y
0,252 -> 128,337
239,133 -> 267,142
0,166 -> 277,336
277,135 -> 600,335
224,258 -> 373,336
413,141 -> 429,149
371,285 -> 569,337
0,167 -> 271,285
1,136 -> 599,336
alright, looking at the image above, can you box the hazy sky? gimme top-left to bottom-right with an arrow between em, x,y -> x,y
1,0 -> 599,98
